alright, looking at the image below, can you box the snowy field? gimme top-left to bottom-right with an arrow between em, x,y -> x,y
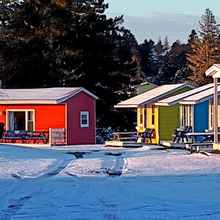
1,144 -> 220,219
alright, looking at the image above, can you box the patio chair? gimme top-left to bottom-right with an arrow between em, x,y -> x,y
143,128 -> 155,144
172,126 -> 192,143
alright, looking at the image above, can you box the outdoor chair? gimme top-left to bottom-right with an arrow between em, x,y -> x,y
172,126 -> 192,143
143,128 -> 155,144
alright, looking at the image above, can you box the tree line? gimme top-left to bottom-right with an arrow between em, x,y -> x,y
0,1 -> 219,129
139,8 -> 220,86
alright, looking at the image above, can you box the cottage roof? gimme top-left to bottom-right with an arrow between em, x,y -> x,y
0,87 -> 98,104
180,85 -> 220,105
155,84 -> 213,106
115,83 -> 190,108
205,64 -> 220,78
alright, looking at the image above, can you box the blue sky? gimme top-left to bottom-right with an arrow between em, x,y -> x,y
106,0 -> 220,43
106,0 -> 220,17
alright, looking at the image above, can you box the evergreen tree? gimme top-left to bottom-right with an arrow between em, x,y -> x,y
163,36 -> 169,53
187,9 -> 220,86
0,0 -> 141,128
156,40 -> 188,84
139,39 -> 156,80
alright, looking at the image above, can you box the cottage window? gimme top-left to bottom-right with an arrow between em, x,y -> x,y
181,105 -> 193,127
27,111 -> 34,131
152,105 -> 155,125
80,111 -> 89,128
209,100 -> 220,130
6,109 -> 35,131
139,109 -> 143,125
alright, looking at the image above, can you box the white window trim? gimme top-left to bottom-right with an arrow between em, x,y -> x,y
209,101 -> 213,130
6,109 -> 35,131
80,111 -> 89,128
180,105 -> 194,130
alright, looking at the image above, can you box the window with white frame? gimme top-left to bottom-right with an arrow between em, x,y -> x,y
180,105 -> 193,128
139,108 -> 143,125
209,100 -> 220,130
27,111 -> 34,131
6,109 -> 35,131
151,105 -> 155,125
80,111 -> 89,128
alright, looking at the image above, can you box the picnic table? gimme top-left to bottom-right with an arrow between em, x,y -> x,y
185,132 -> 214,143
185,131 -> 214,153
112,132 -> 138,142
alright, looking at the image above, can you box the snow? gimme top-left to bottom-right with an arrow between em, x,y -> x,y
0,158 -> 56,179
180,85 -> 220,105
115,83 -> 187,108
1,144 -> 220,219
0,87 -> 97,104
156,83 -> 213,106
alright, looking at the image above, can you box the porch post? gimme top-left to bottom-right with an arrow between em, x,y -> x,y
214,78 -> 218,144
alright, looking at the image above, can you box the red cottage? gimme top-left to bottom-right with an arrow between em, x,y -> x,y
0,87 -> 97,145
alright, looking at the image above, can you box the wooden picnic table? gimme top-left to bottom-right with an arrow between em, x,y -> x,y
185,132 -> 214,143
112,132 -> 137,141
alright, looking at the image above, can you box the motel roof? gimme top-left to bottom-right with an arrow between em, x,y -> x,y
206,64 -> 220,78
114,83 -> 190,108
179,85 -> 220,105
155,83 -> 213,106
0,87 -> 98,104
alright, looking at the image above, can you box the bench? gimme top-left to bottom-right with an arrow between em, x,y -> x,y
186,142 -> 213,153
112,132 -> 137,142
0,130 -> 49,144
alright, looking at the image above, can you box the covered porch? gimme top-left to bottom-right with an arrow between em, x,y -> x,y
115,83 -> 193,145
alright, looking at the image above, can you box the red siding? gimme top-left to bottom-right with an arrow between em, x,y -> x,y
66,91 -> 96,145
0,104 -> 66,131
0,91 -> 96,145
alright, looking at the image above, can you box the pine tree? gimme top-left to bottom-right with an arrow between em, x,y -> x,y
156,40 -> 188,84
163,36 -> 169,53
0,0 -> 141,128
139,39 -> 156,80
187,9 -> 220,86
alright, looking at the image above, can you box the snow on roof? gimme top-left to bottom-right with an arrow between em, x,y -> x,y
156,84 -> 213,106
180,85 -> 220,105
115,84 -> 188,108
206,64 -> 220,78
0,87 -> 98,104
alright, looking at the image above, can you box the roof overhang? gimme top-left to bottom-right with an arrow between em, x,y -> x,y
114,104 -> 138,109
206,64 -> 220,78
180,96 -> 214,105
0,87 -> 98,104
115,83 -> 194,109
155,102 -> 172,107
0,100 -> 58,104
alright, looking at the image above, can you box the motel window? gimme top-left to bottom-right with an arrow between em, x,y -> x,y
139,109 -> 143,125
80,111 -> 89,128
152,105 -> 155,125
144,106 -> 147,128
181,105 -> 193,128
209,100 -> 220,130
209,101 -> 214,130
27,111 -> 34,131
7,110 -> 35,131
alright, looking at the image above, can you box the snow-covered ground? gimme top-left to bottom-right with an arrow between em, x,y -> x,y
1,144 -> 220,219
